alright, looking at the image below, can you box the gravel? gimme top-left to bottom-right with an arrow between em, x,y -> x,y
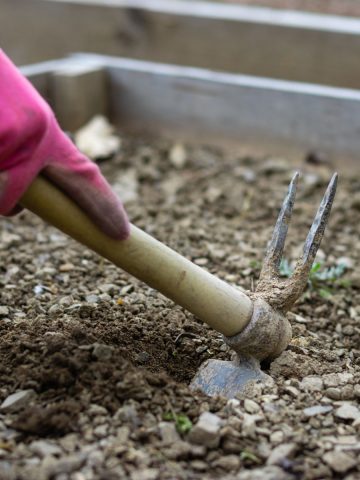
0,135 -> 359,479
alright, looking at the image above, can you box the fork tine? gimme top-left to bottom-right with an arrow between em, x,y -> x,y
262,172 -> 299,274
296,173 -> 338,274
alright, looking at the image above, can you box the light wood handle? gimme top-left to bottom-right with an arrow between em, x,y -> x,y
21,176 -> 253,336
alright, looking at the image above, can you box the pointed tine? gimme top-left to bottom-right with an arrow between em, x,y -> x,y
263,172 -> 299,273
298,173 -> 338,273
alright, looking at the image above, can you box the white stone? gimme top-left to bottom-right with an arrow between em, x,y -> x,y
0,306 -> 9,316
188,412 -> 223,448
300,376 -> 324,392
267,443 -> 297,466
169,143 -> 187,169
244,399 -> 261,414
303,405 -> 333,417
237,466 -> 290,480
158,422 -> 180,445
29,440 -> 62,458
323,373 -> 353,388
323,450 -> 357,473
92,343 -> 114,361
0,390 -> 36,413
335,404 -> 360,421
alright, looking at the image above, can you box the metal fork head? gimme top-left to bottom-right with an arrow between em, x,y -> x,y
255,172 -> 338,312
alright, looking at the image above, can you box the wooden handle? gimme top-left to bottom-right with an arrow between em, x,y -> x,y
20,176 -> 253,336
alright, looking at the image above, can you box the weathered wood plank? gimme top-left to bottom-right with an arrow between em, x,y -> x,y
23,54 -> 360,166
3,0 -> 360,89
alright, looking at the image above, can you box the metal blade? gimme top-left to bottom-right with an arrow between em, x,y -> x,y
263,172 -> 299,274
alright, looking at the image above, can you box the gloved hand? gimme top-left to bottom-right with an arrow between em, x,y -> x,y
0,50 -> 130,240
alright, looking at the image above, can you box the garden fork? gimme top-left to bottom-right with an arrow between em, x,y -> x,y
21,172 -> 337,398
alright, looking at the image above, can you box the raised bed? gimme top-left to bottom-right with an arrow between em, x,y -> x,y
22,53 -> 360,169
2,0 -> 360,89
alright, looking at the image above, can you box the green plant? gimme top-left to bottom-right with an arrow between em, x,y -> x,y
163,411 -> 193,434
240,450 -> 261,464
279,259 -> 349,298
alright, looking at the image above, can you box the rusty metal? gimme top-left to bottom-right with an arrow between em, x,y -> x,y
192,173 -> 338,398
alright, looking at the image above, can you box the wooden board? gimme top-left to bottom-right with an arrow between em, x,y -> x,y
2,0 -> 360,89
22,54 -> 360,168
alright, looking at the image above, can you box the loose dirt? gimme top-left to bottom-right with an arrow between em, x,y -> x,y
0,136 -> 359,479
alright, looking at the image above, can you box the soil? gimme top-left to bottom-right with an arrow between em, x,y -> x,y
221,0 -> 360,17
0,136 -> 360,480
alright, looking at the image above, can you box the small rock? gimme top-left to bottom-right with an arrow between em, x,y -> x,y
194,257 -> 208,266
260,157 -> 289,173
131,469 -> 159,480
0,390 -> 36,413
237,465 -> 291,480
323,450 -> 357,473
325,388 -> 342,400
267,443 -> 297,466
43,453 -> 86,477
98,283 -> 118,294
244,399 -> 260,414
75,115 -> 121,159
212,454 -> 240,471
158,422 -> 180,445
191,460 -> 208,471
188,412 -> 223,448
92,343 -> 114,361
169,143 -> 187,169
300,376 -> 324,392
335,404 -> 360,421
303,405 -> 333,417
0,306 -> 9,317
137,351 -> 151,364
163,441 -> 191,460
48,304 -> 61,315
336,256 -> 353,269
29,440 -> 63,458
0,461 -> 16,480
59,263 -> 75,272
270,431 -> 284,444
323,373 -> 353,388
93,424 -> 108,438
85,294 -> 99,303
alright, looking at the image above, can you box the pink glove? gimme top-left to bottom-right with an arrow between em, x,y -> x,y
0,50 -> 130,239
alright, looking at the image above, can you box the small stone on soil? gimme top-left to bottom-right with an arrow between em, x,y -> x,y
188,412 -> 223,448
0,390 -> 36,413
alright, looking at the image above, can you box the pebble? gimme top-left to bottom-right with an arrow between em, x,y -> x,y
163,441 -> 192,460
300,376 -> 324,392
92,343 -> 114,361
98,283 -> 118,294
335,404 -> 360,421
85,294 -> 99,303
266,443 -> 297,466
336,256 -> 354,269
325,388 -> 342,400
0,461 -> 16,480
42,453 -> 87,477
169,143 -> 187,169
212,454 -> 241,471
323,450 -> 357,473
158,422 -> 180,445
0,306 -> 9,317
131,468 -> 159,480
0,389 -> 36,413
244,399 -> 261,414
303,405 -> 333,417
237,465 -> 291,480
29,440 -> 63,458
323,373 -> 353,388
188,412 -> 223,448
